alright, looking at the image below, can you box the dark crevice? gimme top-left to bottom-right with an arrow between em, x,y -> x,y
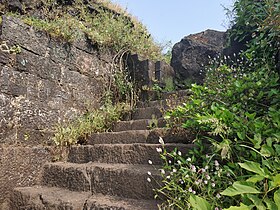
39,194 -> 47,206
82,199 -> 88,210
20,45 -> 41,57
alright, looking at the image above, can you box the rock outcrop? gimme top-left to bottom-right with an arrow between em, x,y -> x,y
171,29 -> 226,84
0,16 -> 113,145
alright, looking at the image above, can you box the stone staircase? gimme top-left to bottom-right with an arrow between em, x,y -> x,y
9,90 -> 194,210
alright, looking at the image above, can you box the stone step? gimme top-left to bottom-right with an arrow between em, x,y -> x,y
113,118 -> 166,132
41,162 -> 161,200
11,186 -> 159,210
68,143 -> 195,165
140,89 -> 190,102
87,130 -> 150,144
161,89 -> 191,100
131,107 -> 162,120
87,128 -> 195,145
136,99 -> 168,109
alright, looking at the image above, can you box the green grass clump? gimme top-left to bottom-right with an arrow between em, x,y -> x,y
4,0 -> 165,61
53,102 -> 130,146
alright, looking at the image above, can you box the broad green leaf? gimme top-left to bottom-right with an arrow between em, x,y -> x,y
246,194 -> 266,210
238,161 -> 269,177
266,138 -> 273,147
223,203 -> 252,210
264,198 -> 278,210
189,194 -> 211,210
271,174 -> 280,187
274,145 -> 280,154
246,175 -> 265,183
221,181 -> 260,196
253,134 -> 262,149
260,144 -> 274,157
274,189 -> 280,209
245,112 -> 256,120
237,131 -> 245,140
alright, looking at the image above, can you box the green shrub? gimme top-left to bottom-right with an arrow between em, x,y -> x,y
157,0 -> 280,208
155,139 -> 236,209
229,0 -> 279,69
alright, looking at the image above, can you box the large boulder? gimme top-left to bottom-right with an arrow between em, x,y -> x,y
171,29 -> 226,84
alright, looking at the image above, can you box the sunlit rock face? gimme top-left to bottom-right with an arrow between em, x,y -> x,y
171,29 -> 226,85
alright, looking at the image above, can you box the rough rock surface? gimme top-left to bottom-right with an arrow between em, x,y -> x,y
0,16 -> 114,145
0,146 -> 52,209
171,29 -> 226,84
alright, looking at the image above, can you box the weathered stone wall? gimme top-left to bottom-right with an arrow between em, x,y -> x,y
0,16 -> 114,145
126,53 -> 175,100
0,15 -> 176,208
0,146 -> 52,209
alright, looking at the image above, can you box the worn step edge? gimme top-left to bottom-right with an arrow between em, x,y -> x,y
136,100 -> 168,109
11,186 -> 159,210
41,162 -> 161,200
87,130 -> 150,144
131,107 -> 163,120
68,143 -> 195,164
87,128 -> 195,145
113,118 -> 166,132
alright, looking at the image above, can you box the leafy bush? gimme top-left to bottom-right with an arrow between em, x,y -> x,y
156,0 -> 280,208
229,0 -> 279,69
156,139 -> 236,209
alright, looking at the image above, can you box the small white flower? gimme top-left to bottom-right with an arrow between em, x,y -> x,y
187,157 -> 191,162
216,167 -> 220,171
172,168 -> 177,173
201,168 -> 206,173
204,180 -> 208,184
214,160 -> 219,166
147,171 -> 151,176
178,151 -> 182,156
212,182 -> 216,187
195,180 -> 200,185
147,177 -> 151,182
190,165 -> 196,172
166,175 -> 170,179
188,187 -> 193,192
148,160 -> 153,165
160,169 -> 165,174
192,190 -> 196,194
206,174 -> 210,180
159,137 -> 164,145
185,174 -> 189,178
227,172 -> 231,177
205,165 -> 209,170
168,160 -> 172,164
177,160 -> 182,165
156,147 -> 162,153
216,193 -> 221,199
